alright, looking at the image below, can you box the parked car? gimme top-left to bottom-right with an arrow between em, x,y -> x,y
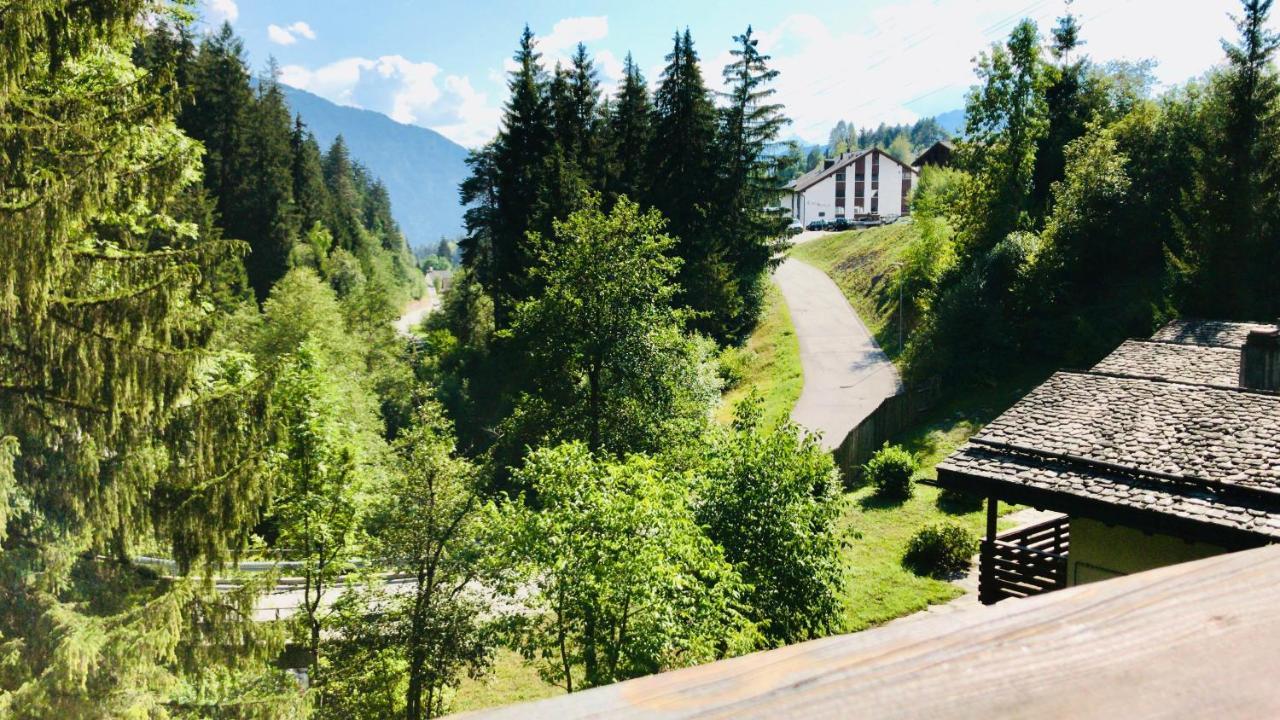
832,216 -> 852,231
806,219 -> 828,231
786,221 -> 804,237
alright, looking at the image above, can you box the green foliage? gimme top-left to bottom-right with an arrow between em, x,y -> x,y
694,396 -> 844,646
1172,0 -> 1280,319
324,401 -> 496,719
501,194 -> 719,466
956,19 -> 1050,258
499,443 -> 757,692
902,524 -> 979,578
864,444 -> 917,500
269,341 -> 368,689
0,9 -> 296,716
461,25 -> 787,344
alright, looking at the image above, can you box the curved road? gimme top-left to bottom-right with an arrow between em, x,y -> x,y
773,254 -> 902,450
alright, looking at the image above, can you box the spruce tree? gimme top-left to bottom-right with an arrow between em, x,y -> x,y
323,135 -> 366,253
1030,5 -> 1090,222
0,7 -> 296,716
243,62 -> 303,300
648,29 -> 719,333
606,53 -> 653,203
1180,0 -> 1280,317
186,22 -> 254,241
292,115 -> 334,237
490,26 -> 555,325
714,26 -> 791,342
459,142 -> 500,284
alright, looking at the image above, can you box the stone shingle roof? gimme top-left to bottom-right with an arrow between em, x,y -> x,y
940,442 -> 1280,539
1150,319 -> 1273,348
1092,339 -> 1241,388
976,372 -> 1280,488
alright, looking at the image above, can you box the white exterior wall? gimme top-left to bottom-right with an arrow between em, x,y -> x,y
789,150 -> 917,224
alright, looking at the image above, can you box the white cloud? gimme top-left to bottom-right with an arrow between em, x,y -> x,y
281,55 -> 501,147
502,16 -> 617,77
204,0 -> 237,24
541,16 -> 609,55
268,20 -> 317,46
750,0 -> 1273,144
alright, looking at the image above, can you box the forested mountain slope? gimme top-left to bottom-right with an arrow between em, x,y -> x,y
281,84 -> 469,247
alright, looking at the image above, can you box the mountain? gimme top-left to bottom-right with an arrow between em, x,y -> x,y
280,84 -> 470,248
934,108 -> 965,137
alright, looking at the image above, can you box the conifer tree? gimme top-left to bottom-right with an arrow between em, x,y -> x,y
459,142 -> 500,283
0,6 -> 297,715
323,135 -> 366,253
714,26 -> 791,342
1030,4 -> 1089,222
606,53 -> 653,203
292,116 -> 334,237
243,62 -> 303,299
490,26 -> 555,325
1178,0 -> 1280,317
648,30 -> 720,332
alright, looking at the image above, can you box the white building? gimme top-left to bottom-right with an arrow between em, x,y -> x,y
784,148 -> 918,225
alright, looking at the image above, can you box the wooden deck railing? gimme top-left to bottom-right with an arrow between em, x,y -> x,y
979,515 -> 1070,604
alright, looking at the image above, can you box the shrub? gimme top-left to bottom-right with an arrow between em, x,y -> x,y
863,443 -> 916,499
717,345 -> 756,390
937,486 -> 984,514
903,524 -> 979,577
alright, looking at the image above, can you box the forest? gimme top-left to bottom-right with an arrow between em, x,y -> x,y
894,0 -> 1279,386
1,0 -> 1278,718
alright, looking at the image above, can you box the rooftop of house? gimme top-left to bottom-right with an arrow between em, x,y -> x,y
784,148 -> 871,193
1150,318 -> 1274,347
1091,339 -> 1241,387
910,139 -> 955,166
937,319 -> 1280,546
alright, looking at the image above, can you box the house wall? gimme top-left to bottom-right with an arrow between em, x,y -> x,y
1067,517 -> 1228,586
790,150 -> 916,223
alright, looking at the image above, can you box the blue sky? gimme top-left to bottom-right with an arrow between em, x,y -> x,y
203,0 -> 1275,148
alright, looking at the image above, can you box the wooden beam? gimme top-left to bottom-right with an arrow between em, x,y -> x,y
455,544 -> 1280,719
986,494 -> 998,541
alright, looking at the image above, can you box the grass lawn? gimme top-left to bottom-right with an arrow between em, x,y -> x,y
450,648 -> 561,715
716,280 -> 803,426
791,223 -> 1053,629
790,224 -> 919,360
834,371 -> 1050,630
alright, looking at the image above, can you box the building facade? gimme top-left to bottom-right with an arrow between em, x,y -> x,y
784,148 -> 917,225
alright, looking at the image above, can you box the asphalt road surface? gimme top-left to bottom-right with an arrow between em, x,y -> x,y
773,257 -> 903,450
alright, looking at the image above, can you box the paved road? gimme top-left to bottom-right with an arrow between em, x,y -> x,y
773,258 -> 902,450
394,285 -> 438,335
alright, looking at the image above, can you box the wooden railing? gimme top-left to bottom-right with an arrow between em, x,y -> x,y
980,515 -> 1070,605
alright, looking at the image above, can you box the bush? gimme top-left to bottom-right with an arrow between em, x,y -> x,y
863,443 -> 916,499
717,345 -> 756,390
937,486 -> 984,514
903,524 -> 979,577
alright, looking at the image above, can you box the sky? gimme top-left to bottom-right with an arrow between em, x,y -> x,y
201,0 -> 1277,148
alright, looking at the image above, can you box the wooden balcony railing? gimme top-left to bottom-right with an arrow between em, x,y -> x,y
979,515 -> 1069,604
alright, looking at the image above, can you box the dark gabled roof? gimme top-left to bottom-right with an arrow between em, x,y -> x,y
785,147 -> 917,194
971,372 -> 1280,488
939,371 -> 1280,543
911,139 -> 955,167
938,319 -> 1280,544
1092,339 -> 1240,387
1150,319 -> 1273,348
785,149 -> 870,193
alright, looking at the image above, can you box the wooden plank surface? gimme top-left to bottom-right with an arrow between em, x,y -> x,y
454,544 -> 1280,719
